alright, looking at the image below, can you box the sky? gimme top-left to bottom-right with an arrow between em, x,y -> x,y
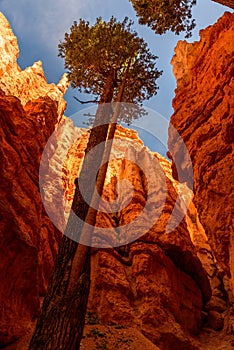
0,0 -> 231,153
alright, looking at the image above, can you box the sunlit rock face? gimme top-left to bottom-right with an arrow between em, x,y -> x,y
168,11 -> 234,334
59,124 -> 211,350
0,12 -> 69,120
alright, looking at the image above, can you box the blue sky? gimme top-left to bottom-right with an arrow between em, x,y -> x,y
0,0 -> 231,152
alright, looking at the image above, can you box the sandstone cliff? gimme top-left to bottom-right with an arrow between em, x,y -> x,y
60,127 -> 212,350
168,10 -> 234,339
0,12 -> 68,347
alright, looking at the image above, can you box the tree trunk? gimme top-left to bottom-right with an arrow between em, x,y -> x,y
212,0 -> 234,9
28,75 -> 115,350
94,58 -> 132,201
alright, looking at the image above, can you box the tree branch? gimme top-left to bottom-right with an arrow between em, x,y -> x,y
73,96 -> 99,104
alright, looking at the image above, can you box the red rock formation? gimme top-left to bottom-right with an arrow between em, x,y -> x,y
0,12 -> 68,347
168,11 -> 234,335
0,93 -> 64,347
59,127 -> 211,349
0,13 -> 69,119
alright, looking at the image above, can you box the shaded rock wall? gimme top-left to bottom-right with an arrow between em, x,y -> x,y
168,11 -> 234,333
0,94 -> 63,345
0,12 -> 68,347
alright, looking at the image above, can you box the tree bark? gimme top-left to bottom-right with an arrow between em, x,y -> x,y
94,58 -> 132,201
28,75 -> 115,350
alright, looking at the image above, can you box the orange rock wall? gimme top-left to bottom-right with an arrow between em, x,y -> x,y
168,11 -> 234,332
61,130 -> 212,350
0,12 -> 68,346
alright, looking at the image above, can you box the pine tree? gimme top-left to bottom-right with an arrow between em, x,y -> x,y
129,0 -> 196,38
130,0 -> 234,38
29,17 -> 161,350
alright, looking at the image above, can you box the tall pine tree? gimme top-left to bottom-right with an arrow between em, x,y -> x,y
29,17 -> 161,350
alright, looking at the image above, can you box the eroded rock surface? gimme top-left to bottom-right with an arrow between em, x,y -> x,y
168,11 -> 234,336
0,12 -> 68,347
0,13 -> 69,119
58,125 -> 211,349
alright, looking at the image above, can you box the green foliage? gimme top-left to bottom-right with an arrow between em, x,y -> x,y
87,328 -> 106,338
190,212 -> 197,224
113,324 -> 126,329
118,336 -> 133,343
129,0 -> 196,38
86,311 -> 99,325
96,339 -> 107,349
58,16 -> 162,118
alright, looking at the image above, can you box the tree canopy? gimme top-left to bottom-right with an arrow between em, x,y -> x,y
58,16 -> 162,112
129,0 -> 196,38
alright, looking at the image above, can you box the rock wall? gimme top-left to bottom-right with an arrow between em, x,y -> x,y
0,12 -> 68,347
168,11 -> 234,334
59,127 -> 211,349
0,93 -> 62,346
0,13 -> 69,119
